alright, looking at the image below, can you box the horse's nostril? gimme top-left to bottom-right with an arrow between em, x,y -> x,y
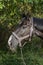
10,43 -> 12,46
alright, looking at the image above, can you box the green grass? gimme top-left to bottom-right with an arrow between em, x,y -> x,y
0,37 -> 43,65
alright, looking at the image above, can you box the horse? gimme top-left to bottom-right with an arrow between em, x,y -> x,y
8,14 -> 43,52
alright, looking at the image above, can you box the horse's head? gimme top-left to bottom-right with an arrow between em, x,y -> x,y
8,13 -> 32,52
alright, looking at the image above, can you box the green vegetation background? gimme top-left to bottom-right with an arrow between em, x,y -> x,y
0,0 -> 43,65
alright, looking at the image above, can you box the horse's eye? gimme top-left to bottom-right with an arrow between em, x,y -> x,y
23,25 -> 27,29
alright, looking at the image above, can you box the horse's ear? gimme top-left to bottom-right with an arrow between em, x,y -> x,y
26,13 -> 31,18
22,13 -> 26,18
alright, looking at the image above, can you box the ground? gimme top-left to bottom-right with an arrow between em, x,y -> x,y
0,37 -> 43,65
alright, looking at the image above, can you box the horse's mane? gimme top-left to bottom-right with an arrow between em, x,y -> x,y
33,17 -> 43,25
33,17 -> 43,32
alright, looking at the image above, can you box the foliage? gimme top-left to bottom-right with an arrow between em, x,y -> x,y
0,0 -> 43,65
0,0 -> 43,29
